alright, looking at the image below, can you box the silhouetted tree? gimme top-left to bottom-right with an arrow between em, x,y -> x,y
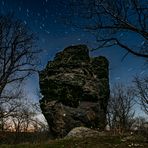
0,90 -> 48,132
133,116 -> 147,130
0,87 -> 24,132
11,98 -> 36,132
0,14 -> 39,99
0,14 -> 40,125
63,0 -> 148,58
133,76 -> 148,114
107,83 -> 135,133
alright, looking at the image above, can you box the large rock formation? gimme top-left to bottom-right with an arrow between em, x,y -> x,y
39,45 -> 110,138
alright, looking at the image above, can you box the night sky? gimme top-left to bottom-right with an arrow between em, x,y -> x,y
0,0 -> 147,108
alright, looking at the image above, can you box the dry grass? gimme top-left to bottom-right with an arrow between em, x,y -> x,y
0,134 -> 148,148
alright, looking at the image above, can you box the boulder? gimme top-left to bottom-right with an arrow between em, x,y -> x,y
39,45 -> 110,138
65,127 -> 99,138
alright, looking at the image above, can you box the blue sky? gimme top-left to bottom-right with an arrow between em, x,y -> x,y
0,0 -> 147,117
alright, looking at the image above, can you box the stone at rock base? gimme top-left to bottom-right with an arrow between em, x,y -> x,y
65,127 -> 99,138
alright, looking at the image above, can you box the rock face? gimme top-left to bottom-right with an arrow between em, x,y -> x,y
39,45 -> 110,138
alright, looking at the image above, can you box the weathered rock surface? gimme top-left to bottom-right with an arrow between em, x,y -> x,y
65,127 -> 99,138
39,45 -> 110,138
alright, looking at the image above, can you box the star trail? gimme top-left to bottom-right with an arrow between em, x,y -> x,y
0,0 -> 147,102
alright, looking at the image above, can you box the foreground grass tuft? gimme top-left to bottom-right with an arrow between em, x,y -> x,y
0,135 -> 147,148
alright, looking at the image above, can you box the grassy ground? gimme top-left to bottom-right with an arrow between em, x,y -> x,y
0,134 -> 148,148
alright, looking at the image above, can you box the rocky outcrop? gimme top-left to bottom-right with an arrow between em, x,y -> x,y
39,45 -> 110,138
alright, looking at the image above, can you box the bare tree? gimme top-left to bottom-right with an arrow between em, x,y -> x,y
107,83 -> 135,133
7,95 -> 48,133
63,0 -> 148,58
0,14 -> 40,129
10,97 -> 37,132
133,76 -> 148,114
0,87 -> 23,119
0,14 -> 40,99
0,87 -> 25,132
133,116 -> 147,130
0,92 -> 48,133
31,117 -> 49,132
0,85 -> 48,133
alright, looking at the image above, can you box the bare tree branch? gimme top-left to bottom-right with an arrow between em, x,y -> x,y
0,14 -> 40,98
63,0 -> 148,58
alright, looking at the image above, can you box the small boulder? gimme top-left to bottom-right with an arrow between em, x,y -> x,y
65,127 -> 99,138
